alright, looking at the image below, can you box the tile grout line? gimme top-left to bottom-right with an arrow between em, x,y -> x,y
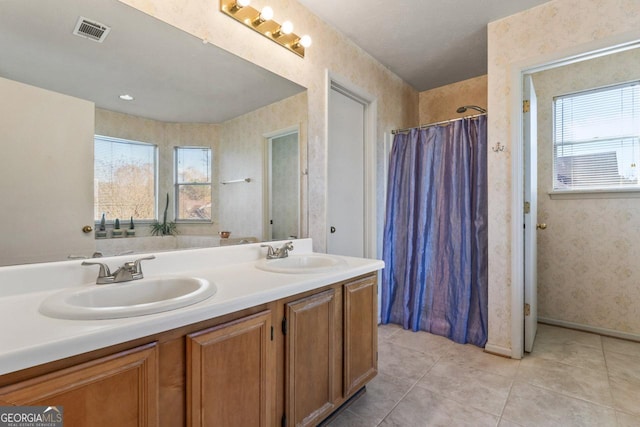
374,353 -> 441,426
495,376 -> 516,426
600,335 -> 620,418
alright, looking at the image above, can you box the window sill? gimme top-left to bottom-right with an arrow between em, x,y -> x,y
548,189 -> 640,200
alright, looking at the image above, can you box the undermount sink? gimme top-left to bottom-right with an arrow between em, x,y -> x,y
39,276 -> 216,320
255,254 -> 348,274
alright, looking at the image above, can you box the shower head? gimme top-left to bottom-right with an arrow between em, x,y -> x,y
456,105 -> 487,114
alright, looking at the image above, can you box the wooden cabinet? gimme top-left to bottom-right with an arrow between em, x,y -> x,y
0,343 -> 158,427
282,274 -> 378,426
284,288 -> 340,427
0,272 -> 379,427
343,275 -> 378,396
186,310 -> 274,427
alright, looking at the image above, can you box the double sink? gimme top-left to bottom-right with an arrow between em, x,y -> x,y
39,254 -> 347,320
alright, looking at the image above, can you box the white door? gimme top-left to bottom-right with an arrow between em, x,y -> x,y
266,131 -> 299,241
524,74 -> 539,352
0,77 -> 95,265
327,87 -> 365,257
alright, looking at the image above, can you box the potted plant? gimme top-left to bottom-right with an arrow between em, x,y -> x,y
150,193 -> 178,236
96,213 -> 107,238
126,216 -> 135,237
112,218 -> 123,237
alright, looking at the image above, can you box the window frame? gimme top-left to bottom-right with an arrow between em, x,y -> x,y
93,134 -> 158,224
174,146 -> 213,223
550,80 -> 640,198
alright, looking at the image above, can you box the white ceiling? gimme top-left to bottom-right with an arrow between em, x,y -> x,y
298,0 -> 551,91
0,0 -> 304,123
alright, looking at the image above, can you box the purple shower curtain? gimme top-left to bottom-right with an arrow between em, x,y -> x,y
381,115 -> 488,347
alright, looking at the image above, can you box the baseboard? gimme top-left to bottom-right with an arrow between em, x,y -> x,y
484,343 -> 512,358
538,317 -> 640,343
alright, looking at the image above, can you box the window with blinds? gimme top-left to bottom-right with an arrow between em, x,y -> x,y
94,135 -> 157,221
175,147 -> 212,221
553,81 -> 640,191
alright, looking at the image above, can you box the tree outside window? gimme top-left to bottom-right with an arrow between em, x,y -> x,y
175,147 -> 212,221
94,136 -> 157,221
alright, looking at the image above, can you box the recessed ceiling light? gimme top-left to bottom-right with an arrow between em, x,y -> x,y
119,94 -> 134,101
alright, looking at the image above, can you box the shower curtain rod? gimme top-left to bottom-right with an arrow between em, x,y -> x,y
391,112 -> 486,135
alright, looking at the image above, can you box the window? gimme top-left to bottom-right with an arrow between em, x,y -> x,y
94,135 -> 157,221
553,81 -> 640,191
175,147 -> 212,221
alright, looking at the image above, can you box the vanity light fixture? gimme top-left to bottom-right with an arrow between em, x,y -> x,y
119,94 -> 134,101
220,0 -> 311,57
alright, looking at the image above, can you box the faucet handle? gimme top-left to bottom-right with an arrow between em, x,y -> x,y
260,244 -> 275,256
81,261 -> 111,278
282,241 -> 294,251
131,255 -> 155,275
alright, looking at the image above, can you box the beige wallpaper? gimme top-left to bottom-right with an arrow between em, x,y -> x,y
419,75 -> 487,124
95,108 -> 220,237
117,0 -> 419,252
532,48 -> 640,335
218,92 -> 307,241
487,0 -> 640,353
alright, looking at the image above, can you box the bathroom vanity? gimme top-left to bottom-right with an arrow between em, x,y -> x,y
0,239 -> 382,426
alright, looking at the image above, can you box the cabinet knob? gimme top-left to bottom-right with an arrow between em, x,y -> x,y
536,223 -> 547,230
82,225 -> 93,233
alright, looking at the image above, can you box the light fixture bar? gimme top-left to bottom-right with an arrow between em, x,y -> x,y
219,0 -> 308,58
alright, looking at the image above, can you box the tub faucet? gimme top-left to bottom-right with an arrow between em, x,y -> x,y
261,241 -> 294,259
67,251 -> 103,260
82,255 -> 156,284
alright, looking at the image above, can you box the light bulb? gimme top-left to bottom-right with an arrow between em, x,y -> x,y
273,20 -> 293,38
280,21 -> 293,35
299,35 -> 312,48
230,0 -> 250,12
260,6 -> 274,21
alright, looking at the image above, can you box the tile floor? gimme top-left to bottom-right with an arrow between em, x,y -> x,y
327,323 -> 640,427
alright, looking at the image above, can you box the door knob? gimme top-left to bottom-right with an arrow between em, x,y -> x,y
82,225 -> 93,233
330,226 -> 336,234
536,223 -> 547,230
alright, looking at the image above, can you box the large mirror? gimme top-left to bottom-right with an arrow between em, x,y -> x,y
0,0 -> 307,266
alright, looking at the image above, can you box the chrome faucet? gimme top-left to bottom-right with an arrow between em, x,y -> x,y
261,241 -> 294,259
82,255 -> 156,284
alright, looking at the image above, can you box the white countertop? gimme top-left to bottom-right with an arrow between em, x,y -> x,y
0,239 -> 383,375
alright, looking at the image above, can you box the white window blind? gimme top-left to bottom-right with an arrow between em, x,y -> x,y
553,81 -> 640,191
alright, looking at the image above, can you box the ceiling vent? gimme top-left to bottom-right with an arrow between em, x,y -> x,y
72,17 -> 111,43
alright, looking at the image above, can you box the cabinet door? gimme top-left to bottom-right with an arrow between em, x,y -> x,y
0,343 -> 158,427
187,310 -> 274,427
285,288 -> 339,427
344,275 -> 378,396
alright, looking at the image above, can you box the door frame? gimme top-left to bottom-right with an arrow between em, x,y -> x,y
325,71 -> 377,259
509,38 -> 640,359
263,125 -> 301,241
